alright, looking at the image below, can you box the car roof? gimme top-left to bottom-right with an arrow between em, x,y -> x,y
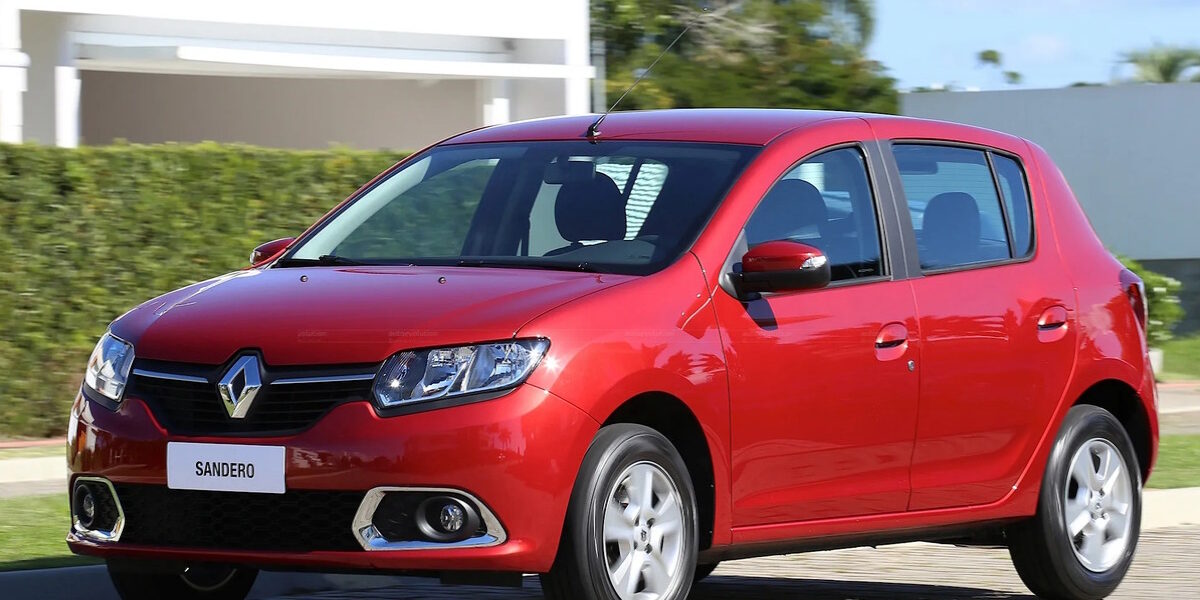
442,108 -> 1006,147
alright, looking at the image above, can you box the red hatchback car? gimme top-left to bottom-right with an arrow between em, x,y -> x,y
67,110 -> 1157,600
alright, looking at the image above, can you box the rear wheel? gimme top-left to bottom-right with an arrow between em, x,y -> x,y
1008,405 -> 1141,600
107,561 -> 257,600
541,424 -> 698,600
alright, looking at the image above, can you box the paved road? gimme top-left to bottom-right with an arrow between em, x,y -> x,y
262,527 -> 1200,600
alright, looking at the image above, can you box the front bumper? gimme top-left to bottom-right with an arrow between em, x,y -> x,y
66,384 -> 598,573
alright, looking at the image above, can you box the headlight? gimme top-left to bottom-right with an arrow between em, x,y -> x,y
84,332 -> 135,401
373,339 -> 549,407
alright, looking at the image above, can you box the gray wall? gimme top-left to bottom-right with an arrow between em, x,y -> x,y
902,84 -> 1200,262
903,84 -> 1200,334
79,72 -> 483,150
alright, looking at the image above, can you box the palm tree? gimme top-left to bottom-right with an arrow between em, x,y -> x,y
822,0 -> 875,50
976,49 -> 1023,87
1119,45 -> 1200,83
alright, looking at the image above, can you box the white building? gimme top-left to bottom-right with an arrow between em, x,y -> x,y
0,0 -> 594,150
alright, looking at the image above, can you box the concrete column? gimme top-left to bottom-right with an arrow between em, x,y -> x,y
482,78 -> 511,126
22,11 -> 78,146
563,0 -> 591,115
0,3 -> 25,143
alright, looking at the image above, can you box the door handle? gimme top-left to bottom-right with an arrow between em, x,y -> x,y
874,322 -> 909,361
1037,305 -> 1070,342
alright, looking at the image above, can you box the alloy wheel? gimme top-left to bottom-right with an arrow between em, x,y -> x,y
602,461 -> 685,600
1063,438 -> 1134,572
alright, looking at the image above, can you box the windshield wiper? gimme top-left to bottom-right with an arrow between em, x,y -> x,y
275,254 -> 367,267
455,259 -> 603,273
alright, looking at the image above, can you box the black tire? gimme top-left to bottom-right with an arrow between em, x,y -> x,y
694,562 -> 719,582
107,561 -> 258,600
1008,405 -> 1142,600
541,424 -> 698,600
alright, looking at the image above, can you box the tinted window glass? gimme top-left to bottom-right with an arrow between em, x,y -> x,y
744,147 -> 883,281
286,142 -> 757,276
894,145 -> 1012,270
335,158 -> 496,257
992,154 -> 1034,257
527,157 -> 671,255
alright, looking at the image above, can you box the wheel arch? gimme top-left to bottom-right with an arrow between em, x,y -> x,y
600,392 -> 718,551
1073,378 -> 1156,482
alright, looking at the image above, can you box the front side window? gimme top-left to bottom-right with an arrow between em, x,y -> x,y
894,144 -> 1013,270
744,146 -> 884,281
285,142 -> 758,275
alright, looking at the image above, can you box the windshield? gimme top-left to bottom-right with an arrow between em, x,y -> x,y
281,141 -> 759,275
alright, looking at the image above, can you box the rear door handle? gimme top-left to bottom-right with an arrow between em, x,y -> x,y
875,322 -> 909,361
1037,305 -> 1070,342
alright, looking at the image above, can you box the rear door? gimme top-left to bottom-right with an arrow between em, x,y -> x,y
878,133 -> 1077,511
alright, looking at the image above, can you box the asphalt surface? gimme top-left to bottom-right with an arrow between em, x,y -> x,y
271,526 -> 1199,599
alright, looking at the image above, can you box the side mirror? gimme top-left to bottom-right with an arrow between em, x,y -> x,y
731,240 -> 831,298
250,237 -> 295,265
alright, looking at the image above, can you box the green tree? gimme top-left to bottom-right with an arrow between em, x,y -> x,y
977,49 -> 1002,68
592,0 -> 897,113
976,49 -> 1022,87
820,0 -> 876,50
1119,45 -> 1200,83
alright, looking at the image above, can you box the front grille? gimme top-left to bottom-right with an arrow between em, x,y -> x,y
128,358 -> 377,436
115,484 -> 364,552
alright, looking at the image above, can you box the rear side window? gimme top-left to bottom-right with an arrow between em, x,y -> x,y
894,145 -> 1016,271
992,154 -> 1034,257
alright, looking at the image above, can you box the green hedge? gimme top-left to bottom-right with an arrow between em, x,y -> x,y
0,142 -> 408,437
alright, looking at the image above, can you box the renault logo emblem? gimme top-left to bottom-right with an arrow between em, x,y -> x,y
217,355 -> 263,419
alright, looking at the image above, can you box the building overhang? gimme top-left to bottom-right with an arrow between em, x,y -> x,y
74,34 -> 594,80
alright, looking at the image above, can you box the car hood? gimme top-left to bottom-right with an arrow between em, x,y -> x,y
111,266 -> 633,366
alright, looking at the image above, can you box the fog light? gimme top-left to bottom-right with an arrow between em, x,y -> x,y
73,484 -> 96,530
439,503 -> 465,533
415,496 -> 480,542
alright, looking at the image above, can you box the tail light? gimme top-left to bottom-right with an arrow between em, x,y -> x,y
1119,268 -> 1147,329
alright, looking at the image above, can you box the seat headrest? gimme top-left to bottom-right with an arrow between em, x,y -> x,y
922,192 -> 981,268
746,179 -> 828,246
555,173 -> 625,243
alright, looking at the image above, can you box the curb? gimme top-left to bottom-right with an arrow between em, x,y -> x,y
1159,381 -> 1200,391
0,438 -> 66,450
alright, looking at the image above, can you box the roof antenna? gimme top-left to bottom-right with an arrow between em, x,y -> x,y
586,7 -> 709,141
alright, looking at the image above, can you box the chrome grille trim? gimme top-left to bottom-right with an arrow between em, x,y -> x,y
131,368 -> 208,384
271,373 -> 377,385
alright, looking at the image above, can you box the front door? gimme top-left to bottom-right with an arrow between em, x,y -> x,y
717,144 -> 921,526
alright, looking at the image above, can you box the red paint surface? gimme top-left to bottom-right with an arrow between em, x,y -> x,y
69,110 -> 1157,573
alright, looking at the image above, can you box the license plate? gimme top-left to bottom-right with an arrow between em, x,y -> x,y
167,442 -> 286,494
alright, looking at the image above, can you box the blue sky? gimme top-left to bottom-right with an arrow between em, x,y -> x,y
868,0 -> 1200,90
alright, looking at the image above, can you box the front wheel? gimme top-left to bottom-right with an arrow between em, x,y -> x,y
541,424 -> 698,600
107,561 -> 258,600
1008,405 -> 1142,600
